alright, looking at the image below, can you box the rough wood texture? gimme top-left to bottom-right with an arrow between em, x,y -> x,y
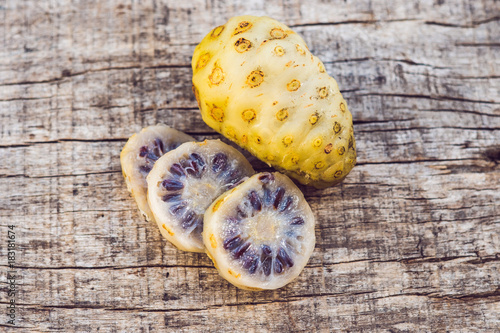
1,0 -> 499,332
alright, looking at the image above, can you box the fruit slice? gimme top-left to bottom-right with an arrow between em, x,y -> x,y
120,125 -> 194,222
147,140 -> 255,252
203,172 -> 315,290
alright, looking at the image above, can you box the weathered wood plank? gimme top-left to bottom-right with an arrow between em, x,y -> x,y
3,292 -> 500,332
0,0 -> 499,331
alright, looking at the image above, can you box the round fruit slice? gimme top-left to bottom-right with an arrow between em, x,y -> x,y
147,140 -> 255,252
203,172 -> 315,290
120,125 -> 194,222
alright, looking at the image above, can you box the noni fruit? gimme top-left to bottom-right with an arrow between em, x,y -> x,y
192,15 -> 356,188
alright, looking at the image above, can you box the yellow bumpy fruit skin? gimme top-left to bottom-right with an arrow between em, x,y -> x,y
192,15 -> 356,189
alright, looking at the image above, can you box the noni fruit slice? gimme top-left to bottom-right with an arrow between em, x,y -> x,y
203,172 -> 316,290
192,15 -> 356,188
147,140 -> 255,252
120,125 -> 194,222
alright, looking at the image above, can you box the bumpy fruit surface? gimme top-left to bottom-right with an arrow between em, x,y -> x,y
192,15 -> 356,188
204,172 -> 315,290
147,140 -> 255,252
120,125 -> 194,222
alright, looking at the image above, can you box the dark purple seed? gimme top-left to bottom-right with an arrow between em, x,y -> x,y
273,187 -> 285,209
212,153 -> 228,173
169,201 -> 187,217
248,259 -> 258,274
223,235 -> 242,250
155,138 -> 165,155
248,191 -> 262,211
184,168 -> 194,177
152,147 -> 160,157
190,153 -> 206,168
162,193 -> 181,202
170,163 -> 185,177
274,258 -> 284,274
147,150 -> 160,161
277,247 -> 294,268
139,165 -> 152,174
291,217 -> 304,225
261,256 -> 272,276
139,146 -> 148,157
258,173 -> 275,184
224,169 -> 240,184
243,255 -> 259,274
233,242 -> 250,259
263,188 -> 272,206
191,160 -> 200,172
185,164 -> 198,177
261,245 -> 272,256
186,156 -> 206,178
162,179 -> 184,191
152,144 -> 160,157
242,254 -> 254,268
181,211 -> 196,229
278,196 -> 293,212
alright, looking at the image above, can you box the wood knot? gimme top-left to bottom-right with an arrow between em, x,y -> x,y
484,147 -> 500,164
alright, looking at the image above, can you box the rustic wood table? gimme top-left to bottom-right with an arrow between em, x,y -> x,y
1,0 -> 499,332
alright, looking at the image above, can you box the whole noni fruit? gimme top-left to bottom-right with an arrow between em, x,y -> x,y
192,15 -> 356,188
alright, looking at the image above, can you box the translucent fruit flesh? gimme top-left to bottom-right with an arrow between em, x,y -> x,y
203,172 -> 316,290
147,140 -> 255,252
120,125 -> 194,222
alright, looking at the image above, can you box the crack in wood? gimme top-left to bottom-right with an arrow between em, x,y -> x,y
425,15 -> 500,28
418,108 -> 500,118
4,286 -> 498,315
5,254 -> 497,272
355,157 -> 482,166
0,263 -> 215,270
0,64 -> 191,87
356,93 -> 500,105
456,43 -> 500,47
355,125 -> 500,133
289,18 -> 419,28
0,170 -> 121,179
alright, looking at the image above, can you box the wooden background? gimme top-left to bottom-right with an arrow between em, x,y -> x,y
1,0 -> 499,332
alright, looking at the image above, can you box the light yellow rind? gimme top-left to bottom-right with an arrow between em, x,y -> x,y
192,15 -> 356,188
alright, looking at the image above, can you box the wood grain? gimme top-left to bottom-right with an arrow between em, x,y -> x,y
1,0 -> 499,332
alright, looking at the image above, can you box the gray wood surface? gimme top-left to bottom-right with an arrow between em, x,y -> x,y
1,0 -> 499,332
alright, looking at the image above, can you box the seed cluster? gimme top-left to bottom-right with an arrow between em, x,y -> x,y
146,140 -> 256,254
137,138 -> 166,174
159,151 -> 248,234
204,172 -> 315,289
120,125 -> 195,225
